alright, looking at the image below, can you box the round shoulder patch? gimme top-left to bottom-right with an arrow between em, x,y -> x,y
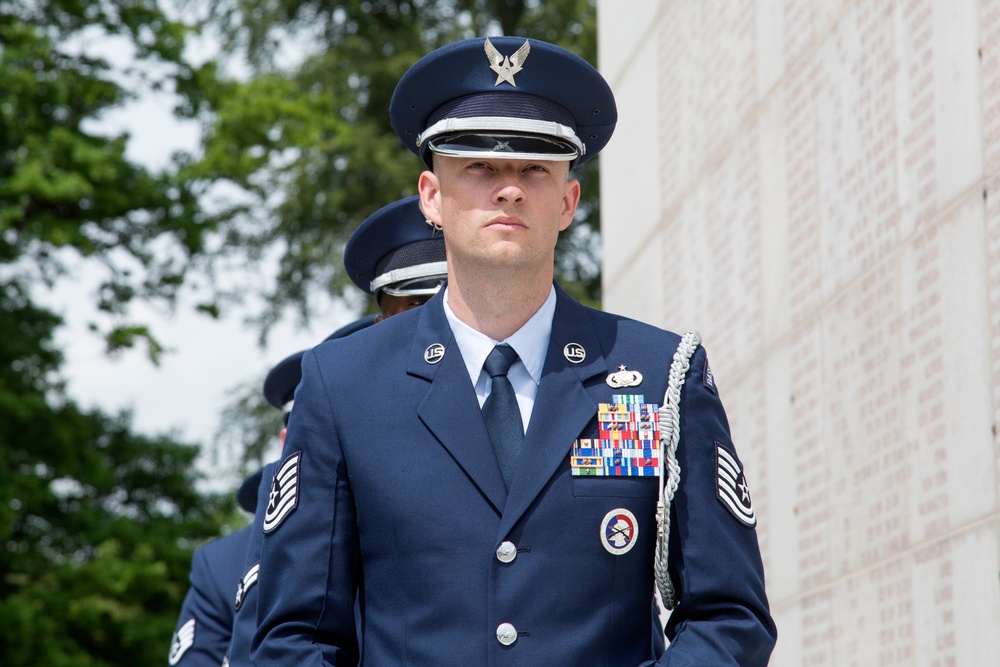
600,508 -> 638,555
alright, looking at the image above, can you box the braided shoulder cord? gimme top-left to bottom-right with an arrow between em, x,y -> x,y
654,330 -> 702,610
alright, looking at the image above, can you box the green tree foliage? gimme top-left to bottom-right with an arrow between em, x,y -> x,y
0,0 -> 219,358
0,278 -> 231,665
1,3 -> 241,664
179,0 -> 602,341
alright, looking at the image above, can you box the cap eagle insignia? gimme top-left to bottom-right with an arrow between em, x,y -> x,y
485,38 -> 530,87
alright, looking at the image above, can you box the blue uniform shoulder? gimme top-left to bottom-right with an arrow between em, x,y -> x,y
578,304 -> 683,353
312,305 -> 418,366
191,526 -> 252,597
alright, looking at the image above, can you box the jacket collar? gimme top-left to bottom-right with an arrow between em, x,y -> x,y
408,285 -> 609,529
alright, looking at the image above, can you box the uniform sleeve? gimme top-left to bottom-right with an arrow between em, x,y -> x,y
168,548 -> 233,666
228,469 -> 270,666
656,346 -> 777,666
252,349 -> 360,666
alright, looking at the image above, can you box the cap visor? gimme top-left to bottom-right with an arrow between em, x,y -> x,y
427,132 -> 579,161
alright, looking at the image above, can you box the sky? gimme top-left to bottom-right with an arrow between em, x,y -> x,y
33,25 -> 356,485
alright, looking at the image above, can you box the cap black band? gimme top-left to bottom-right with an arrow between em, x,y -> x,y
427,91 -> 576,129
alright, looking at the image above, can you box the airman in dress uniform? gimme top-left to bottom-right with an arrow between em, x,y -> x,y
253,36 -> 777,666
226,316 -> 375,667
231,204 -> 447,665
343,194 -> 447,320
167,478 -> 257,666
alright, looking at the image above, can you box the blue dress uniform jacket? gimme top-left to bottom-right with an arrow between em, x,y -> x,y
170,526 -> 252,666
227,463 -> 276,666
253,286 -> 776,666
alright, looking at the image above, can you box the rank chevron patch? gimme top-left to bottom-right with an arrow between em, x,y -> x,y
716,443 -> 756,527
168,618 -> 195,665
263,452 -> 301,534
234,562 -> 260,611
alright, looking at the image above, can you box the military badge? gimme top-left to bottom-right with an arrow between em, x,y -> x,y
563,342 -> 586,363
606,365 -> 643,388
168,618 -> 195,665
484,37 -> 530,87
263,452 -> 301,534
600,508 -> 638,555
716,443 -> 756,527
424,343 -> 445,364
234,563 -> 260,611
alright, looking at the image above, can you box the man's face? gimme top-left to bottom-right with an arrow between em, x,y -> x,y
418,155 -> 580,274
376,293 -> 434,321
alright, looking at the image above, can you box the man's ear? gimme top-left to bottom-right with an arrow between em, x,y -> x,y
560,177 -> 581,232
418,170 -> 444,229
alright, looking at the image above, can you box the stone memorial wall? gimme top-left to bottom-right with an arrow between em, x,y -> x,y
597,1 -> 1000,664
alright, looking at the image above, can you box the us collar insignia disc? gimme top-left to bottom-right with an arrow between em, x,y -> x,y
563,342 -> 586,364
606,365 -> 643,388
424,343 -> 445,364
168,618 -> 196,665
600,508 -> 638,555
263,452 -> 301,534
484,37 -> 530,87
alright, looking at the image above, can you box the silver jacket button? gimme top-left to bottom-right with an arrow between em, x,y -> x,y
496,622 -> 517,646
496,541 -> 517,563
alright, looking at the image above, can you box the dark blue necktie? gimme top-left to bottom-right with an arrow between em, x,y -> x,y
483,344 -> 524,488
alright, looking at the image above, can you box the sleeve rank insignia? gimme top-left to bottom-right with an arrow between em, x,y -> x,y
168,618 -> 195,665
234,563 -> 260,611
263,451 -> 301,534
716,443 -> 756,527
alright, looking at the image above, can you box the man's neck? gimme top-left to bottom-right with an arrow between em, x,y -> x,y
446,266 -> 554,341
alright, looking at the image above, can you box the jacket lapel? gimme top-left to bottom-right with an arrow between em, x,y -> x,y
497,286 -> 607,538
408,294 -> 508,514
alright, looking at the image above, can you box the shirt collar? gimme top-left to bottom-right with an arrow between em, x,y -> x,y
443,285 -> 556,387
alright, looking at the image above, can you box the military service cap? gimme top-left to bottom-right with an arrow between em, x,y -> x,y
263,351 -> 307,414
237,470 -> 263,513
390,36 -> 617,168
343,196 -> 447,303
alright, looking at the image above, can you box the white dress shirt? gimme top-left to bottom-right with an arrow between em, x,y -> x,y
443,285 -> 556,433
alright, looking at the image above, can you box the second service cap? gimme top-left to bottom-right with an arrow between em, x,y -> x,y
343,196 -> 447,303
